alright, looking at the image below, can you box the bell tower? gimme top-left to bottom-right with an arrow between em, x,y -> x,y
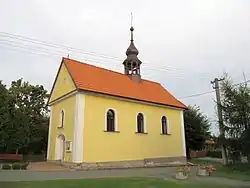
123,26 -> 142,83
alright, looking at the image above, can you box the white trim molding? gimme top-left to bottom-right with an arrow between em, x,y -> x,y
48,90 -> 78,106
104,108 -> 118,131
65,140 -> 73,152
46,108 -> 53,160
72,93 -> 85,163
166,116 -> 171,135
180,110 -> 186,156
135,112 -> 147,133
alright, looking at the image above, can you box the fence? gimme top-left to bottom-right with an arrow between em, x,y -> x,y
0,154 -> 46,162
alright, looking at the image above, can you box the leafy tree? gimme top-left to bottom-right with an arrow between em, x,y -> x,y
8,78 -> 49,154
0,79 -> 49,154
0,81 -> 12,152
184,105 -> 211,159
221,77 -> 250,163
0,81 -> 30,153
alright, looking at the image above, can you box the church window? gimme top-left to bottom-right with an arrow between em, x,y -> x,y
107,109 -> 115,132
137,113 -> 144,133
58,110 -> 65,128
161,116 -> 168,135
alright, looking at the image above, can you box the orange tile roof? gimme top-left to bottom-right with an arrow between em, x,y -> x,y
63,57 -> 187,109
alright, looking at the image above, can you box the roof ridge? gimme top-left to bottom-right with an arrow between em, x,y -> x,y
63,57 -> 158,84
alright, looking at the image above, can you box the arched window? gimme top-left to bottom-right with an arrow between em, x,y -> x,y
161,116 -> 168,134
59,110 -> 65,128
137,113 -> 144,133
107,109 -> 115,132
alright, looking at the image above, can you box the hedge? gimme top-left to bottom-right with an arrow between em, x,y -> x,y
12,163 -> 21,170
2,164 -> 11,170
0,162 -> 29,170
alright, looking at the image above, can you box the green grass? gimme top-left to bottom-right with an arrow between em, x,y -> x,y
190,158 -> 250,181
0,178 -> 243,188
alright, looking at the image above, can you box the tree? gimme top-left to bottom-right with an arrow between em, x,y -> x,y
221,76 -> 250,163
8,78 -> 49,154
184,105 -> 211,159
0,81 -> 30,153
0,78 -> 49,154
0,81 -> 12,152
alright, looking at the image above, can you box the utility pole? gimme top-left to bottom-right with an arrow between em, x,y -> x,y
211,78 -> 228,165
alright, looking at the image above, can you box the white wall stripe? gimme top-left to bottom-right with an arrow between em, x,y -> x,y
72,93 -> 85,163
180,111 -> 186,156
46,108 -> 53,160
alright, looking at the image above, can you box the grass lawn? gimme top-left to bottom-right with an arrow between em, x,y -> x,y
191,158 -> 250,181
0,178 -> 244,188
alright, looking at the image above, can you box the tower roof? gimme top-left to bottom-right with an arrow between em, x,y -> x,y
126,27 -> 139,56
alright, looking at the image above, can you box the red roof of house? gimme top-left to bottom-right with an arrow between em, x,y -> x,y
63,57 -> 187,109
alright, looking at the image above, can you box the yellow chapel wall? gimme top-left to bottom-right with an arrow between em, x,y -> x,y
47,94 -> 76,162
47,62 -> 77,162
49,63 -> 76,103
83,93 -> 185,163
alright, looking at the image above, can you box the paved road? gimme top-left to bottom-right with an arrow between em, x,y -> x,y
0,167 -> 173,181
0,167 -> 250,187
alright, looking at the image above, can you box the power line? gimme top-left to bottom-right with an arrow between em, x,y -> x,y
1,37 -> 250,101
0,32 -> 121,60
1,31 -> 249,88
179,79 -> 250,99
0,37 -> 192,79
178,91 -> 214,99
0,31 -> 215,80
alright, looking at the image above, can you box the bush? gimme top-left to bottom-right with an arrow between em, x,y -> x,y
2,164 -> 11,170
20,162 -> 29,170
12,163 -> 21,170
206,151 -> 222,158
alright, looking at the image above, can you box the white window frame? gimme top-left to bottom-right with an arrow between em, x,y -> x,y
105,108 -> 118,132
136,112 -> 147,133
65,140 -> 72,152
58,109 -> 65,128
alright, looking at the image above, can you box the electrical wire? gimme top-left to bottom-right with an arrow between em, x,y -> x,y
1,31 -> 249,99
179,79 -> 250,99
0,31 -> 214,80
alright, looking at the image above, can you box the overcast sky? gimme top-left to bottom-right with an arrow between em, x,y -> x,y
1,0 -> 250,134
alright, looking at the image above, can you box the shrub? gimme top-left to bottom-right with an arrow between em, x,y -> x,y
20,162 -> 29,170
12,163 -> 21,170
2,164 -> 11,170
